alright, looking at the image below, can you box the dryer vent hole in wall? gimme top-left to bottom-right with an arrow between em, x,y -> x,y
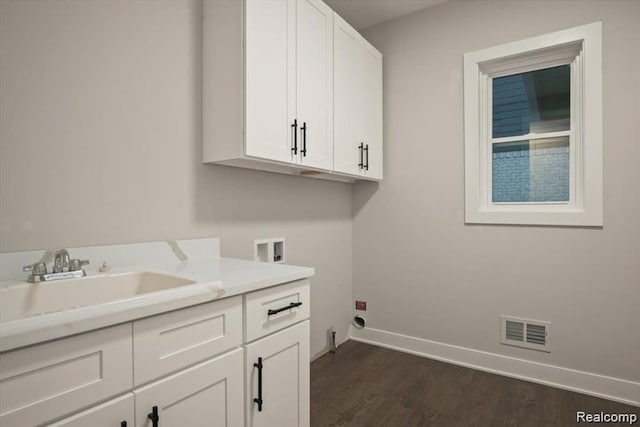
501,315 -> 551,352
353,315 -> 366,329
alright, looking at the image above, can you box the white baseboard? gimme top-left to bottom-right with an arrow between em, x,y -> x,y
349,326 -> 640,407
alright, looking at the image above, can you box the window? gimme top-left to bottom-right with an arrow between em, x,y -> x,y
464,23 -> 602,226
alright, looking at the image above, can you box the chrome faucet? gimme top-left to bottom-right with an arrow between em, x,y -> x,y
23,249 -> 90,283
54,249 -> 71,273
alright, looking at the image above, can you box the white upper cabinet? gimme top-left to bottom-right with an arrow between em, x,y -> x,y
333,13 -> 383,180
333,14 -> 362,176
360,39 -> 383,179
295,0 -> 333,170
203,0 -> 381,182
244,0 -> 295,163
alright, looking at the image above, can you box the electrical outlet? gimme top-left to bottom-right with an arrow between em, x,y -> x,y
355,300 -> 367,311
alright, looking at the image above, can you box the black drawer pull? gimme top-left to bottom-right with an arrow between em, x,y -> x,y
301,122 -> 307,156
253,357 -> 263,412
364,144 -> 369,170
268,302 -> 303,316
291,119 -> 298,155
358,143 -> 364,169
147,406 -> 159,427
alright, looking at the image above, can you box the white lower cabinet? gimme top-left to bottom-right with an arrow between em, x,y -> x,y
0,281 -> 311,427
48,394 -> 134,427
246,321 -> 310,427
134,348 -> 244,427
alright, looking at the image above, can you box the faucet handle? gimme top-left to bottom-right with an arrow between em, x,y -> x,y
70,259 -> 90,271
23,262 -> 47,275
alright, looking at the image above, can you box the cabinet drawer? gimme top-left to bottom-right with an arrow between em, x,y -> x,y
133,296 -> 242,385
0,324 -> 132,427
245,280 -> 310,342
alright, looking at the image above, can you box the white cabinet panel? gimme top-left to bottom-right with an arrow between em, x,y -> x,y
135,348 -> 244,427
296,0 -> 333,170
48,394 -> 134,427
245,0 -> 296,163
0,324 -> 132,427
133,296 -> 242,385
246,321 -> 310,427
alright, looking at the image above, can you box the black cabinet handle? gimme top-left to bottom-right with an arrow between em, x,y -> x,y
301,122 -> 307,156
268,302 -> 302,316
147,406 -> 159,427
253,357 -> 263,412
358,143 -> 364,169
291,119 -> 298,155
364,144 -> 369,170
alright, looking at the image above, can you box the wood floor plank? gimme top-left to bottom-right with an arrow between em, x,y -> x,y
311,341 -> 639,427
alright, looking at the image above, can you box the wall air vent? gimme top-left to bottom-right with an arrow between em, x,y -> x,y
501,315 -> 551,352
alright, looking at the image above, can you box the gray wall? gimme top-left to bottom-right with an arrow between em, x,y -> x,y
356,0 -> 640,381
0,0 -> 352,359
2,0 -> 638,383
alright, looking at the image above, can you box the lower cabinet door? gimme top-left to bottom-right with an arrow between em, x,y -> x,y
246,321 -> 310,427
134,348 -> 244,427
47,393 -> 134,427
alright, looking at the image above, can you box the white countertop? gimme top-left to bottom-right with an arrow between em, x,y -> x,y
0,256 -> 314,352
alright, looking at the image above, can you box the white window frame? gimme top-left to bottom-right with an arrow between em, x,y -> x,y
464,22 -> 602,226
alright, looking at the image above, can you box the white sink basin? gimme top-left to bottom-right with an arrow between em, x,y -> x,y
0,272 -> 197,323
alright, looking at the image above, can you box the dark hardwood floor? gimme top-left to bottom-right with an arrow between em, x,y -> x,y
310,341 -> 639,427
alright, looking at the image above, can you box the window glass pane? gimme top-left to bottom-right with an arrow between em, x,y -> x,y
492,137 -> 569,203
492,65 -> 570,138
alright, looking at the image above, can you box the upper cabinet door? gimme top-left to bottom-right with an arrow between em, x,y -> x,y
296,0 -> 333,170
245,0 -> 296,163
360,41 -> 383,179
333,13 -> 362,176
333,14 -> 383,179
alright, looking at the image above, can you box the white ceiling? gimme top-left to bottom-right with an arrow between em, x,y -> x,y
324,0 -> 447,30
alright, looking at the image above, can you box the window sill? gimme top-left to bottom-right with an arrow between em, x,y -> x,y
465,208 -> 602,227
